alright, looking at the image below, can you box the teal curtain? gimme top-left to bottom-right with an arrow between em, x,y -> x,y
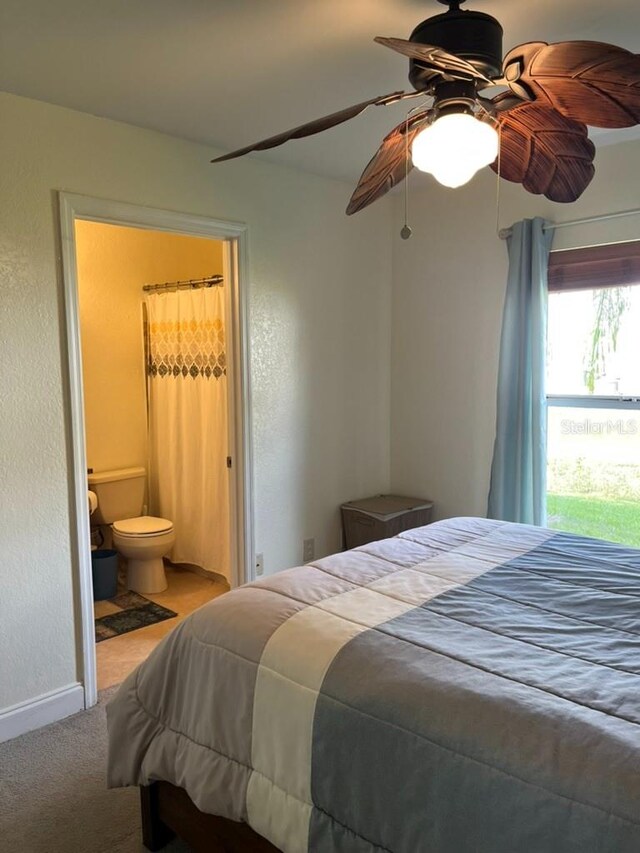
487,218 -> 554,526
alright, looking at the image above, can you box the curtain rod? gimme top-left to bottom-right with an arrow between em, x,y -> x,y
498,207 -> 640,241
142,274 -> 223,293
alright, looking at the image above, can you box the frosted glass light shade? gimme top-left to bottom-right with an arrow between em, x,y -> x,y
412,113 -> 499,188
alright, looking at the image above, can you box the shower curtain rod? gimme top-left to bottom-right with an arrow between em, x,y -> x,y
498,206 -> 640,240
142,274 -> 223,293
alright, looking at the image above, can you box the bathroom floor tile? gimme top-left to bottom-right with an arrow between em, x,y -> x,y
94,600 -> 121,618
96,564 -> 228,690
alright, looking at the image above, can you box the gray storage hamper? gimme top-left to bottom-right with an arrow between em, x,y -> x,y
341,494 -> 434,550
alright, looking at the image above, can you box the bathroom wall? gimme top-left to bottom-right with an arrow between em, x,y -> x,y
0,92 -> 392,716
76,222 -> 223,474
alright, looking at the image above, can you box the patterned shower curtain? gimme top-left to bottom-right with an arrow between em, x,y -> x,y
145,286 -> 229,581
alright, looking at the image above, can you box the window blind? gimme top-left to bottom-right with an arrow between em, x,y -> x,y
548,240 -> 640,292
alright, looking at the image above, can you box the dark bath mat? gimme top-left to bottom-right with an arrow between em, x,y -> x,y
95,591 -> 177,643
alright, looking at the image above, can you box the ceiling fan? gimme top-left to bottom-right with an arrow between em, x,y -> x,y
212,0 -> 640,214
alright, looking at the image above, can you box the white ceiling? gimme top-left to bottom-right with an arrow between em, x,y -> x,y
2,0 -> 640,182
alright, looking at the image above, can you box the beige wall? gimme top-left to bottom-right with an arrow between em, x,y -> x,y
390,138 -> 640,521
0,92 -> 392,712
6,83 -> 637,722
77,221 -> 223,474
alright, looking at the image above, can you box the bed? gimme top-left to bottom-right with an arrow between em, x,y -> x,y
107,517 -> 640,852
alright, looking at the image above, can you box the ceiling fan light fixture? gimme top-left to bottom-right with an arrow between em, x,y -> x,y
214,3 -> 636,212
411,112 -> 499,188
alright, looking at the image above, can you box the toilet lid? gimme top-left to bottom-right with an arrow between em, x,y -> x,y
113,516 -> 173,536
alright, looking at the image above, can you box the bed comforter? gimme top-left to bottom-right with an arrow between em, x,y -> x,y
107,517 -> 640,852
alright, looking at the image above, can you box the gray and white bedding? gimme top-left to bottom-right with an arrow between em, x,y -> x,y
107,517 -> 640,852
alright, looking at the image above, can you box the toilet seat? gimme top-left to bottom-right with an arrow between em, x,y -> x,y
112,515 -> 174,537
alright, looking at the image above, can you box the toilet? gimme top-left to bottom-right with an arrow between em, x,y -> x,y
87,467 -> 175,594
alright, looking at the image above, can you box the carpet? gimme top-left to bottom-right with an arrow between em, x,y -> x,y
95,592 -> 177,643
0,687 -> 190,853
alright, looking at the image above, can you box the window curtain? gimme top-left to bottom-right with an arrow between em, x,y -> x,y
487,217 -> 554,526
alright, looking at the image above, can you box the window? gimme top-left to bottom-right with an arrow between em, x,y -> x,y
546,242 -> 640,546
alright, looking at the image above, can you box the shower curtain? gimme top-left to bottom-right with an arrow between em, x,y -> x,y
145,286 -> 229,581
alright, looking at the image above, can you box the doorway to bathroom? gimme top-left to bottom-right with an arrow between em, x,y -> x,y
59,195 -> 254,709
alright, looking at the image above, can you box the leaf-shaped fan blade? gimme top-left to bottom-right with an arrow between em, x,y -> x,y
375,37 -> 492,84
492,102 -> 595,203
211,91 -> 411,163
502,41 -> 640,128
346,112 -> 429,215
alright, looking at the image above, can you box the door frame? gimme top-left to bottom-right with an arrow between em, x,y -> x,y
58,192 -> 255,709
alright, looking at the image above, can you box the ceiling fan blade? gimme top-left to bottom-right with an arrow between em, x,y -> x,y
211,90 -> 413,163
502,41 -> 640,128
491,101 -> 595,203
346,112 -> 429,215
375,37 -> 492,85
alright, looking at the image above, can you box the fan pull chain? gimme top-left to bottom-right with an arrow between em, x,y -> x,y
401,115 -> 412,240
495,121 -> 503,238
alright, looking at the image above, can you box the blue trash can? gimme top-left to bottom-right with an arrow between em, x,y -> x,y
91,549 -> 119,601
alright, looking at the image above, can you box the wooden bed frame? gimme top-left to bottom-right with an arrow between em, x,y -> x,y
140,782 -> 280,852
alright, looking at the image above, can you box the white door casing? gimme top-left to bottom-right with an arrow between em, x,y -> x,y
58,192 -> 255,709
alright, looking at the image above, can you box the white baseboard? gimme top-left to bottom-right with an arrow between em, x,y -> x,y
0,683 -> 84,743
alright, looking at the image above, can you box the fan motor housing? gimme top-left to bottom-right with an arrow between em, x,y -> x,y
409,8 -> 503,90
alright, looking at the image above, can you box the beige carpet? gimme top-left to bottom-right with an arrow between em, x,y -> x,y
0,687 -> 189,853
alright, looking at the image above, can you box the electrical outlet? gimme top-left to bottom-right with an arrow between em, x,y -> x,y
303,538 -> 315,563
255,552 -> 264,577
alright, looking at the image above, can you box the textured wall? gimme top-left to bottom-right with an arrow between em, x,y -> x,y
390,139 -> 640,521
77,222 -> 223,473
0,93 -> 392,711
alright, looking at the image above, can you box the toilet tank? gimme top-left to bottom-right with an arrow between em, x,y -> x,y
87,467 -> 146,524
